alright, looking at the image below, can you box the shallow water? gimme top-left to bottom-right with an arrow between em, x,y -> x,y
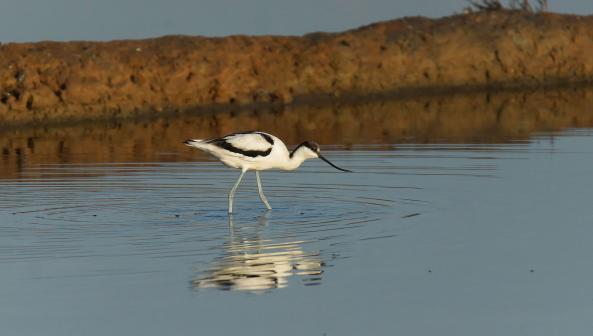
2,91 -> 593,335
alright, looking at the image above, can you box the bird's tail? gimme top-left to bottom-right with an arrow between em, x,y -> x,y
183,139 -> 208,149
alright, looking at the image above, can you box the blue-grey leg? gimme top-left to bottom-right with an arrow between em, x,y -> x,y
228,214 -> 234,230
255,171 -> 272,210
228,170 -> 246,214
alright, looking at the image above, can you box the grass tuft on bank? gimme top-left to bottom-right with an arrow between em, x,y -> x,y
464,0 -> 548,13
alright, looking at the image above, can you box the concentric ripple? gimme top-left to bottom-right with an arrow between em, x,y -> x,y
0,146 -> 504,292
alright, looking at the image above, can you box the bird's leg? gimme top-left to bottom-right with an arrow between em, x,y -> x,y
255,171 -> 272,210
228,170 -> 246,214
228,214 -> 234,231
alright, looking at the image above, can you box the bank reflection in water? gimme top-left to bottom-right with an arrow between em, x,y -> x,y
192,215 -> 324,292
3,87 -> 593,179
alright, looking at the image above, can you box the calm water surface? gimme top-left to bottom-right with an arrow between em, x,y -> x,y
2,91 -> 593,335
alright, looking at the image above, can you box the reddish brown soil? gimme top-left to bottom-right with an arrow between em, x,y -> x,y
1,10 -> 593,126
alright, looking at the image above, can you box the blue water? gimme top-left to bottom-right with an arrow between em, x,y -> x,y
1,130 -> 593,335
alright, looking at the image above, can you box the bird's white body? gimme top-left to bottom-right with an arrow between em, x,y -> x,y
185,132 -> 313,171
184,131 -> 350,213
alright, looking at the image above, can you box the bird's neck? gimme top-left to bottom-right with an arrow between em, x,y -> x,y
281,150 -> 308,171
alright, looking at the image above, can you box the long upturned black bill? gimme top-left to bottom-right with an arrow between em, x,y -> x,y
318,154 -> 352,172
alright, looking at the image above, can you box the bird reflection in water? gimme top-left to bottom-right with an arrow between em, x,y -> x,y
192,213 -> 324,292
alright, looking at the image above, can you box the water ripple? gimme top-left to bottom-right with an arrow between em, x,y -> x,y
0,146 -> 503,291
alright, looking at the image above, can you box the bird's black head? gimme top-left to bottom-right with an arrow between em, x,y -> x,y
301,141 -> 320,154
291,141 -> 320,158
292,140 -> 352,172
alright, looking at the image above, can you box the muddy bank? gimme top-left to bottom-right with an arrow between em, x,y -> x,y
1,10 -> 593,126
2,87 -> 593,179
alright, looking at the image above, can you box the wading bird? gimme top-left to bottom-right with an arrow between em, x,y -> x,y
184,131 -> 351,213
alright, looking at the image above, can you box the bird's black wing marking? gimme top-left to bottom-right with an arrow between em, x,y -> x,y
256,132 -> 274,145
204,131 -> 252,143
216,131 -> 274,145
209,138 -> 272,158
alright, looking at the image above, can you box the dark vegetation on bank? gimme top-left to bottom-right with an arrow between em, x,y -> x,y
464,0 -> 548,13
1,7 -> 593,127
